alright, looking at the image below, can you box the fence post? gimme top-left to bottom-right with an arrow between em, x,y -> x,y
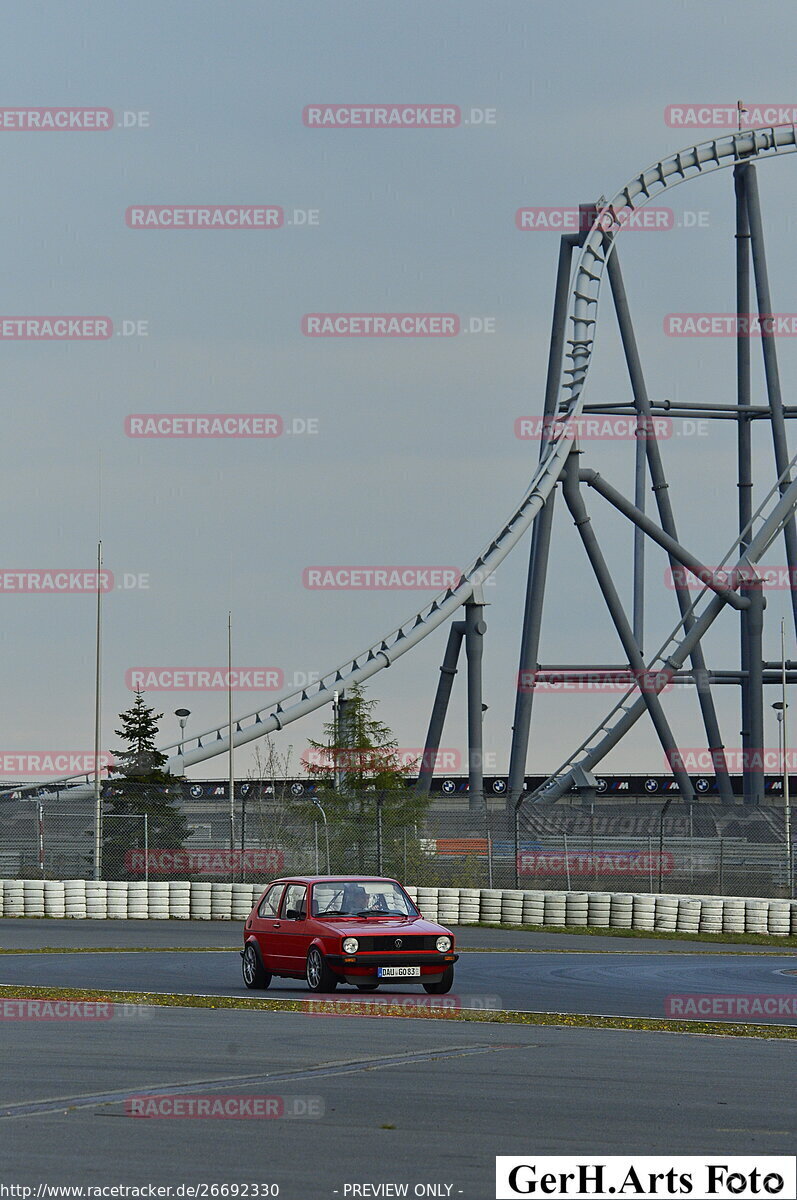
563,832 -> 571,891
487,829 -> 493,888
648,835 -> 653,894
144,814 -> 148,886
718,837 -> 724,894
513,806 -> 519,889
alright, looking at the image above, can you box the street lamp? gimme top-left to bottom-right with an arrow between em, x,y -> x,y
311,797 -> 330,874
174,709 -> 191,775
773,698 -> 792,898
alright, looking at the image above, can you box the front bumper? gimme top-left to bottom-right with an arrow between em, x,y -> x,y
325,952 -> 458,984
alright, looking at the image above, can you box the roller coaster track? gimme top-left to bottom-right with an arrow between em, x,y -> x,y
29,124 -> 797,792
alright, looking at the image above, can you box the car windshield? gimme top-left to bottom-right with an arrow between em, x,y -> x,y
311,880 -> 418,918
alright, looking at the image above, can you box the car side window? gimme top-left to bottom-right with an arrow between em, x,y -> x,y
257,883 -> 284,918
280,884 -> 307,920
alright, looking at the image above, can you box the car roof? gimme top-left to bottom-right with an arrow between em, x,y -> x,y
265,875 -> 401,886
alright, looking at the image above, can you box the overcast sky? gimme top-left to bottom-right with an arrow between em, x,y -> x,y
4,0 -> 797,783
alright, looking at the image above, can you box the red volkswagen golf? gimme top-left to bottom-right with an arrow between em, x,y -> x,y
241,875 -> 457,994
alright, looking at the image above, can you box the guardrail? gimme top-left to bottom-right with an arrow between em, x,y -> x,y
0,880 -> 795,935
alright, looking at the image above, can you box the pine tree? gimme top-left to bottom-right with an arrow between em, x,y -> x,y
303,683 -> 429,874
103,691 -> 189,879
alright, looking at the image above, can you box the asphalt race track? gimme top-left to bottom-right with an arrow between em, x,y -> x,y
0,946 -> 796,1023
1,922 -> 796,1194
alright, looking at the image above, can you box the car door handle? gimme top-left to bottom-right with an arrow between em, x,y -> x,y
272,922 -> 281,929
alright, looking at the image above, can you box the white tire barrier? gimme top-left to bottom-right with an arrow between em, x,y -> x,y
457,888 -> 481,925
543,891 -> 567,927
500,890 -> 525,925
231,884 -> 255,922
148,882 -> 170,920
522,891 -> 545,925
632,894 -> 656,931
654,894 -> 679,932
610,893 -> 633,929
1,880 -> 794,936
478,889 -> 502,923
722,897 -> 746,933
565,892 -> 589,927
85,881 -> 108,919
676,898 -> 701,934
210,883 -> 233,921
698,896 -> 723,934
4,881 -> 25,917
127,881 -> 149,919
189,882 -> 212,920
768,900 -> 791,936
23,880 -> 45,918
63,879 -> 86,919
587,892 -> 611,927
745,898 -> 769,935
107,881 -> 129,919
416,887 -> 439,921
169,881 -> 191,919
44,880 -> 66,918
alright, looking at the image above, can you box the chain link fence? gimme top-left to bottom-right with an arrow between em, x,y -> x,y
0,784 -> 794,898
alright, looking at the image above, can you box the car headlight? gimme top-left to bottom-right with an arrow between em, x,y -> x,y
436,936 -> 452,953
342,937 -> 359,954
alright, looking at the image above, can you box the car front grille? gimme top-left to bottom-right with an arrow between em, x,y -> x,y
355,935 -> 440,952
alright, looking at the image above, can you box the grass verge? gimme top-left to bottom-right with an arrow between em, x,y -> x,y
0,982 -> 794,1040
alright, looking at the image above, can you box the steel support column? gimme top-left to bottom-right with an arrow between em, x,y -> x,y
507,233 -> 579,810
562,453 -> 695,800
745,166 -> 797,637
416,622 -> 466,795
465,591 -> 487,818
607,251 -> 735,802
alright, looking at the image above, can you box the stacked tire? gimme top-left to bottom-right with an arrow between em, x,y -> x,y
169,881 -> 191,919
232,884 -> 256,922
437,888 -> 460,926
768,900 -> 791,936
676,897 -> 701,934
127,881 -> 148,919
416,887 -> 439,922
23,880 -> 45,918
722,896 -> 746,933
654,893 -> 679,932
4,881 -> 24,917
698,896 -> 723,934
44,880 -> 66,918
64,879 -> 87,919
479,889 -> 502,924
190,882 -> 212,920
522,890 -> 545,926
543,891 -> 567,927
107,881 -> 128,919
457,888 -> 481,924
565,892 -> 589,928
210,883 -> 233,921
148,882 -> 170,920
632,894 -> 656,932
587,892 -> 611,927
501,890 -> 525,925
745,898 -> 769,935
609,892 -> 633,929
85,881 -> 108,919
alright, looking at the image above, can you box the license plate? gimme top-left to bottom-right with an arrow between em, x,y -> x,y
377,966 -> 421,978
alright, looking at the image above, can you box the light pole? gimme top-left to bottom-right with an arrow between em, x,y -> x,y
311,797 -> 330,874
772,617 -> 792,898
174,709 -> 191,775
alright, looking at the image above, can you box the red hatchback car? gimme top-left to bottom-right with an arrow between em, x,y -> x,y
241,875 -> 458,994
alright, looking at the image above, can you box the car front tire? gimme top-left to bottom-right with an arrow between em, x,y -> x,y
422,967 -> 454,994
242,943 -> 271,990
306,946 -> 338,993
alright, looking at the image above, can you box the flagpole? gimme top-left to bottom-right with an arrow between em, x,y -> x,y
93,540 -> 103,880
